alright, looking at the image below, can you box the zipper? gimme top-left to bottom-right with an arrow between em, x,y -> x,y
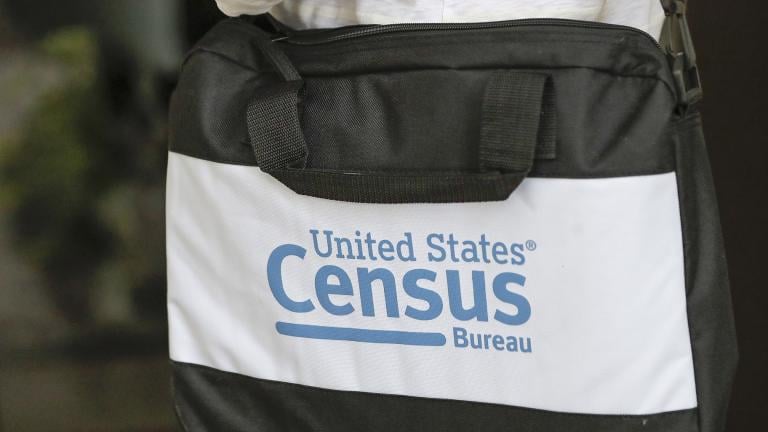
271,18 -> 661,49
259,14 -> 702,111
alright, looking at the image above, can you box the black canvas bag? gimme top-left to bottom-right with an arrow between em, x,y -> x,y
166,2 -> 737,431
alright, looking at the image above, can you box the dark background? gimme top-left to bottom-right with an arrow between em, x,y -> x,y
0,1 -> 765,431
688,1 -> 768,430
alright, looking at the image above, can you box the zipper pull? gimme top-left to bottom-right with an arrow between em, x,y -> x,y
271,34 -> 289,42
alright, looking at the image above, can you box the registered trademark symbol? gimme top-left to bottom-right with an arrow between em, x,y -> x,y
525,240 -> 537,251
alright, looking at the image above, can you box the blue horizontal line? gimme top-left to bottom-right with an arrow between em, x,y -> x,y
275,322 -> 446,347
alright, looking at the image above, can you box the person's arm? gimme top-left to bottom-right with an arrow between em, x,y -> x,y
216,0 -> 284,16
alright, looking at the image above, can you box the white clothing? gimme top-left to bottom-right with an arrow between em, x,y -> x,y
215,0 -> 665,40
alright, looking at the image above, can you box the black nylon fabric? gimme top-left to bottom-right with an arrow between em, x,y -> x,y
479,72 -> 554,172
246,67 -> 555,202
173,361 -> 699,432
169,19 -> 677,177
269,170 -> 525,204
247,80 -> 307,171
674,113 -> 738,432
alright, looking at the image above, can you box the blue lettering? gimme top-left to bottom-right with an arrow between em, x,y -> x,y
402,269 -> 442,320
426,233 -> 446,262
357,268 -> 400,318
493,272 -> 531,325
378,240 -> 396,261
509,243 -> 526,265
315,265 -> 354,316
492,335 -> 505,351
447,270 -> 489,322
453,327 -> 468,348
397,233 -> 417,262
267,244 -> 314,313
310,230 -> 333,258
334,237 -> 356,259
491,242 -> 508,265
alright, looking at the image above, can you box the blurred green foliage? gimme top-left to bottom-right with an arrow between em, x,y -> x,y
0,27 -> 166,325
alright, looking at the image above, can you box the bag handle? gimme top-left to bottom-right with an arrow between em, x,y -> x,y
246,30 -> 556,204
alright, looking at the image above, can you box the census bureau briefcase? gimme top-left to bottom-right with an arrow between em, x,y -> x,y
166,3 -> 737,431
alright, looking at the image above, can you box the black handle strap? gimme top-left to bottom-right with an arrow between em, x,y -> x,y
246,30 -> 556,204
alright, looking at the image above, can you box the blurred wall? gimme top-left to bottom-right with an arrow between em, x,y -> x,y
688,1 -> 768,431
0,1 -> 224,430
